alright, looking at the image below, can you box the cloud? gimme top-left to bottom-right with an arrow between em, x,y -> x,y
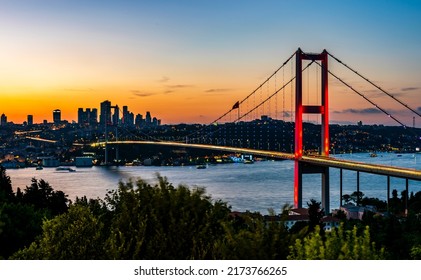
205,88 -> 231,93
336,108 -> 382,114
204,88 -> 231,96
167,84 -> 193,89
131,90 -> 156,97
158,76 -> 170,83
401,87 -> 419,92
282,112 -> 291,118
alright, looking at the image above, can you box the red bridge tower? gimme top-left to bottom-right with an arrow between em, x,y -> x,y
294,48 -> 330,213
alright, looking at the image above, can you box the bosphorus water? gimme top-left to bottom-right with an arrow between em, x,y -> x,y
7,152 -> 421,213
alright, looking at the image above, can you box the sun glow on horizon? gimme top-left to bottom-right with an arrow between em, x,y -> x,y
1,1 -> 420,127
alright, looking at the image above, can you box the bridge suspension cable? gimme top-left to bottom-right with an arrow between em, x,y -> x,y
179,61 -> 313,147
327,51 -> 421,119
233,61 -> 314,123
184,61 -> 313,145
210,51 -> 296,125
313,60 -> 407,128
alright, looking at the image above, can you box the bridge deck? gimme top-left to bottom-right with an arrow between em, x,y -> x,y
95,141 -> 421,181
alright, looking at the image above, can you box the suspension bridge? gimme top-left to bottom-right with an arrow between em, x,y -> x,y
26,48 -> 421,213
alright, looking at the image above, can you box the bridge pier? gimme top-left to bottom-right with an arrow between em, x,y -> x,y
296,161 -> 330,214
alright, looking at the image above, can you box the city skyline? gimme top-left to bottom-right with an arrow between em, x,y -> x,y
1,1 -> 421,126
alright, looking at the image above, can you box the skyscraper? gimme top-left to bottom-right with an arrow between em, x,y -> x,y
90,109 -> 98,126
78,108 -> 84,125
100,100 -> 111,126
145,111 -> 151,125
27,115 -> 33,126
78,108 -> 98,126
135,113 -> 143,128
113,105 -> 120,125
0,113 -> 7,126
53,109 -> 61,124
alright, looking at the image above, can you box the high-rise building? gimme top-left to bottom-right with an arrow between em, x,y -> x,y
78,108 -> 84,124
100,100 -> 111,126
27,115 -> 33,126
78,108 -> 98,126
145,111 -> 151,125
53,109 -> 61,124
0,113 -> 7,126
113,105 -> 120,125
90,109 -> 98,126
135,114 -> 143,128
122,105 -> 129,125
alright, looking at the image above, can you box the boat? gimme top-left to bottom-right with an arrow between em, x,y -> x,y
36,166 -> 43,170
243,159 -> 254,164
56,167 -> 76,172
370,153 -> 377,158
196,165 -> 207,169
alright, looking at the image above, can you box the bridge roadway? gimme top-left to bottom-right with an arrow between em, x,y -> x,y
94,140 -> 421,181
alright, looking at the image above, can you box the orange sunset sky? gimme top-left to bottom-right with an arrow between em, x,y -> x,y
1,0 -> 421,126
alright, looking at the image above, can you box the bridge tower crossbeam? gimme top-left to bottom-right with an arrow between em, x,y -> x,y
294,48 -> 330,213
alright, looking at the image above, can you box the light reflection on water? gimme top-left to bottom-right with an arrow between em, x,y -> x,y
6,152 -> 421,214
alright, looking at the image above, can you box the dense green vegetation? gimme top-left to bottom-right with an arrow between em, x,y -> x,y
1,166 -> 421,260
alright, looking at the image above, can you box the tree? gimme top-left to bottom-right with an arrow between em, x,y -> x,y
213,210 -> 290,259
342,194 -> 353,205
12,205 -> 104,260
21,178 -> 69,215
307,199 -> 324,231
0,202 -> 46,259
103,175 -> 231,259
287,224 -> 385,260
350,191 -> 364,206
0,167 -> 14,202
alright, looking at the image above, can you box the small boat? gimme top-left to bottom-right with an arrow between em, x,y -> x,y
196,165 -> 207,169
370,153 -> 377,158
243,159 -> 254,164
56,167 -> 76,172
36,166 -> 43,170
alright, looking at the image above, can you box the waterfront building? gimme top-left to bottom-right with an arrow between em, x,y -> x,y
75,157 -> 93,167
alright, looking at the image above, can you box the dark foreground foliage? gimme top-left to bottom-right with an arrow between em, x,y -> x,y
2,166 -> 421,260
